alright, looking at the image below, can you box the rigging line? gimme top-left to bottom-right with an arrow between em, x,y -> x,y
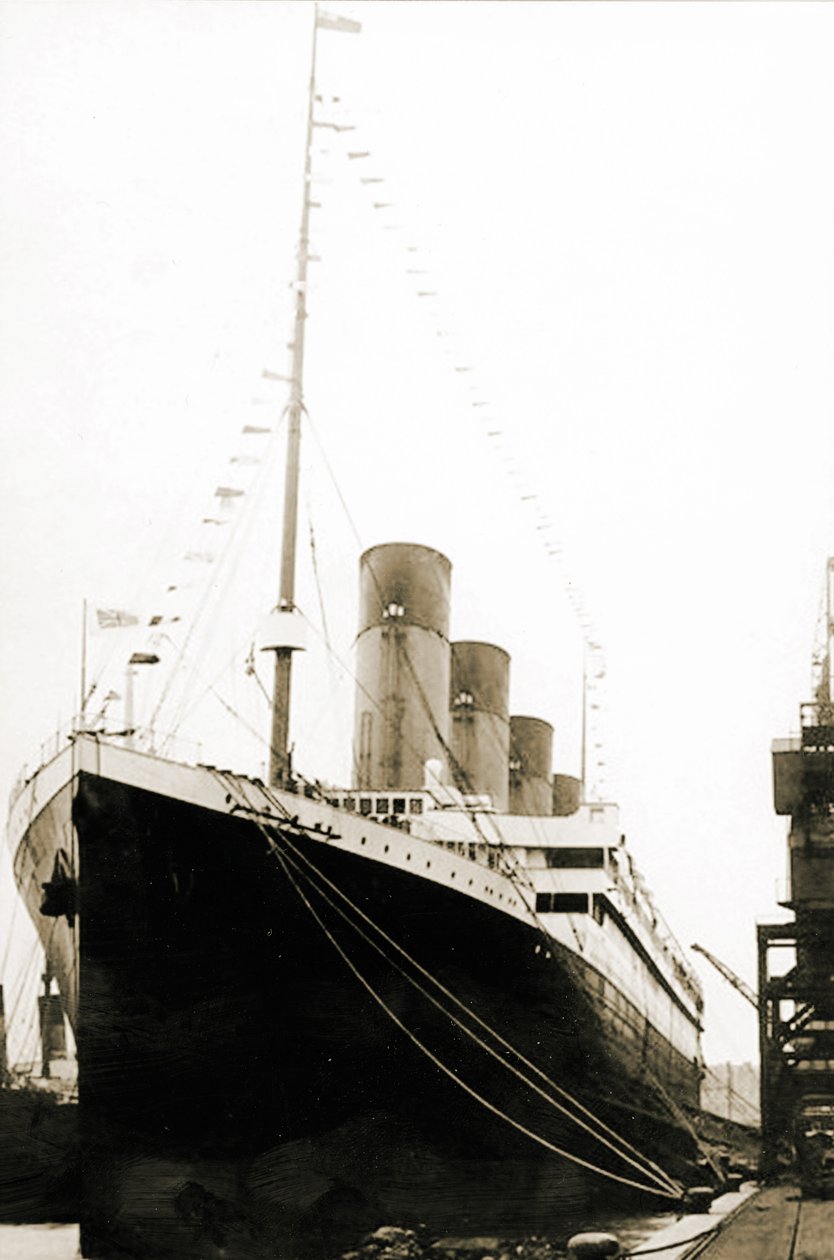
16,987 -> 45,1077
221,747 -> 676,1187
340,135 -> 597,624
249,661 -> 274,712
148,414 -> 287,734
233,412 -> 589,958
7,919 -> 60,1070
346,552 -> 553,884
154,547 -> 265,742
394,635 -> 586,954
295,419 -> 577,912
274,846 -> 680,1189
155,618 -> 281,756
306,507 -> 333,653
267,836 -> 678,1199
700,1064 -> 759,1117
271,604 -> 580,973
303,412 -> 364,550
289,604 -> 528,890
86,416 -> 283,714
393,638 -> 513,847
208,686 -> 289,773
157,647 -> 255,754
6,953 -> 41,1060
236,781 -> 680,1196
272,833 -> 679,1196
340,115 -> 607,681
5,923 -> 50,1033
0,882 -> 21,983
643,1065 -> 724,1184
198,652 -> 344,797
202,662 -> 345,798
244,665 -> 330,799
284,605 -> 476,794
262,832 -> 682,1196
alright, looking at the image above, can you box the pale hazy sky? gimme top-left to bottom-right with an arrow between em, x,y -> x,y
4,1 -> 834,1072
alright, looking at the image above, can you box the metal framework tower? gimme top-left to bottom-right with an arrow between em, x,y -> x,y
765,566 -> 834,1178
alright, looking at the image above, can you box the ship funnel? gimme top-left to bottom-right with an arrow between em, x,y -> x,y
552,773 -> 581,816
353,543 -> 452,790
450,642 -> 510,810
509,716 -> 553,815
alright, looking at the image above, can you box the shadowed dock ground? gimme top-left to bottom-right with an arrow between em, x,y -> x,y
679,1183 -> 834,1260
0,1193 -> 752,1260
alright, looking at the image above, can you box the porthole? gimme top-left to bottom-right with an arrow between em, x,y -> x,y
406,853 -> 411,861
384,844 -> 389,853
426,860 -> 431,868
360,837 -> 366,845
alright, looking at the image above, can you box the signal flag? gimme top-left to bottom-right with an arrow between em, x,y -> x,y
317,11 -> 361,34
96,609 -> 139,629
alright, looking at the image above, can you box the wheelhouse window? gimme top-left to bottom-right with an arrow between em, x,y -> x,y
545,848 -> 605,869
376,797 -> 389,815
393,797 -> 406,815
536,892 -> 589,913
359,797 -> 372,816
409,798 -> 423,814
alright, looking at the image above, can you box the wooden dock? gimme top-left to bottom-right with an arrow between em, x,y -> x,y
679,1184 -> 834,1260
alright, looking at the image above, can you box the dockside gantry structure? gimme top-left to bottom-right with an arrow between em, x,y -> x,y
767,558 -> 834,1176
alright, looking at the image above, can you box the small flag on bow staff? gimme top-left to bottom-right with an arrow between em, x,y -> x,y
317,11 -> 361,34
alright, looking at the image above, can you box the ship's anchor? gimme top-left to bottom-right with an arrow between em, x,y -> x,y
40,848 -> 77,927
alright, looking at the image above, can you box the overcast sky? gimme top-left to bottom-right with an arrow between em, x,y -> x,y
4,1 -> 834,1074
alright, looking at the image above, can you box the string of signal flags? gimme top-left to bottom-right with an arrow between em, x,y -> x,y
309,53 -> 609,798
85,5 -> 609,799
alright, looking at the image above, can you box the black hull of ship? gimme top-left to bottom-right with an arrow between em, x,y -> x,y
29,771 -> 698,1257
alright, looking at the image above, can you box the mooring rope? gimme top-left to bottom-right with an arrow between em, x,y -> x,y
270,835 -> 680,1198
235,774 -> 682,1197
212,769 -> 682,1198
272,829 -> 682,1197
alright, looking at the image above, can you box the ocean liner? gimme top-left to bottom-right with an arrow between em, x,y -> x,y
6,9 -> 704,1258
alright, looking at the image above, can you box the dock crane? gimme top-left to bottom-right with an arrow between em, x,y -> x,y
766,556 -> 834,1185
690,944 -> 760,1128
690,944 -> 758,1008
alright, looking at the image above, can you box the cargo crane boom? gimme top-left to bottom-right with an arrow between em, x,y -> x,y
690,944 -> 758,1008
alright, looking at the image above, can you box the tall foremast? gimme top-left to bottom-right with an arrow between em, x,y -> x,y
267,8 -> 320,787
